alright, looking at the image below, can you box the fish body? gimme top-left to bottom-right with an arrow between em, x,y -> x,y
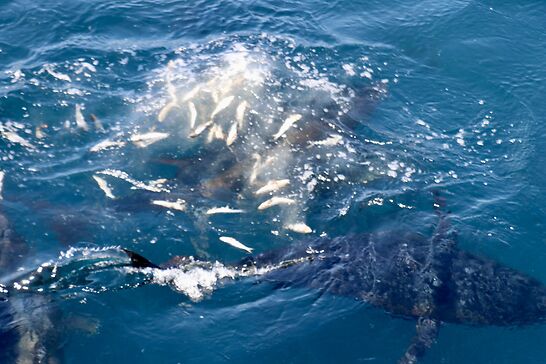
210,95 -> 235,120
284,222 -> 312,234
151,199 -> 187,212
158,101 -> 178,122
92,175 -> 115,199
89,139 -> 126,152
219,236 -> 253,253
257,196 -> 296,210
182,85 -> 201,102
255,179 -> 290,195
188,102 -> 197,129
130,132 -> 169,148
189,121 -> 213,138
226,123 -> 238,146
235,101 -> 248,128
273,114 -> 302,140
75,104 -> 89,131
206,206 -> 245,215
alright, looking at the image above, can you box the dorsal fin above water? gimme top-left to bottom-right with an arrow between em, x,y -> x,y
122,249 -> 160,269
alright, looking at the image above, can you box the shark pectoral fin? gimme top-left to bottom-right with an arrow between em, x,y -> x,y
398,317 -> 439,364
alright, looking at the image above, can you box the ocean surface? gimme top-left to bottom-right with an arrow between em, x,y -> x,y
1,0 -> 546,363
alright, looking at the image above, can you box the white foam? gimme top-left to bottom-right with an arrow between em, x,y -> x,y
150,259 -> 282,302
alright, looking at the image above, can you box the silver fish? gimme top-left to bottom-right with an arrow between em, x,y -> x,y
158,100 -> 178,122
189,121 -> 213,138
130,132 -> 169,148
92,175 -> 115,199
188,101 -> 197,129
210,95 -> 235,120
257,196 -> 296,210
219,236 -> 253,253
206,124 -> 225,143
235,100 -> 248,128
226,123 -> 238,146
182,85 -> 201,102
75,104 -> 89,131
255,179 -> 290,195
206,206 -> 245,215
89,139 -> 126,153
152,199 -> 187,212
273,114 -> 302,140
285,222 -> 312,234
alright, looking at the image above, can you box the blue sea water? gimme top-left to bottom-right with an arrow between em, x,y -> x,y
1,0 -> 546,363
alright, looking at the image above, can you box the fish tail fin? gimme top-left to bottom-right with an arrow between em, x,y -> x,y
122,249 -> 160,269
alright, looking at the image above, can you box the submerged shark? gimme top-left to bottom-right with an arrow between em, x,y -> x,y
120,199 -> 546,364
3,195 -> 546,363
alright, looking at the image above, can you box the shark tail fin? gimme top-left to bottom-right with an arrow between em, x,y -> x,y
122,249 -> 160,269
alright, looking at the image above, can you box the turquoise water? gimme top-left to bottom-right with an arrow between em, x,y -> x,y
1,0 -> 546,363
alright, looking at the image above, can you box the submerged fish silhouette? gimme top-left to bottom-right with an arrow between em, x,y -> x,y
4,195 -> 545,363
123,198 -> 546,364
0,209 -> 63,364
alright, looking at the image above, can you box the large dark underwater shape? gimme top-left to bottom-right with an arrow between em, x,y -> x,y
1,0 -> 546,363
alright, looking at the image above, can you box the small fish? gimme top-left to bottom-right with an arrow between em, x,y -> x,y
0,125 -> 35,150
75,104 -> 89,131
98,169 -> 170,193
255,179 -> 290,195
182,85 -> 201,102
92,175 -> 115,199
285,222 -> 312,234
249,155 -> 276,185
188,101 -> 197,129
80,62 -> 97,73
219,236 -> 253,253
258,196 -> 296,210
0,171 -> 4,200
226,123 -> 238,146
206,206 -> 245,215
273,114 -> 302,140
130,132 -> 169,148
89,139 -> 126,152
249,154 -> 261,185
189,121 -> 213,138
210,95 -> 235,120
158,101 -> 178,122
149,178 -> 168,189
235,101 -> 248,128
152,199 -> 187,212
45,65 -> 71,82
206,124 -> 225,143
